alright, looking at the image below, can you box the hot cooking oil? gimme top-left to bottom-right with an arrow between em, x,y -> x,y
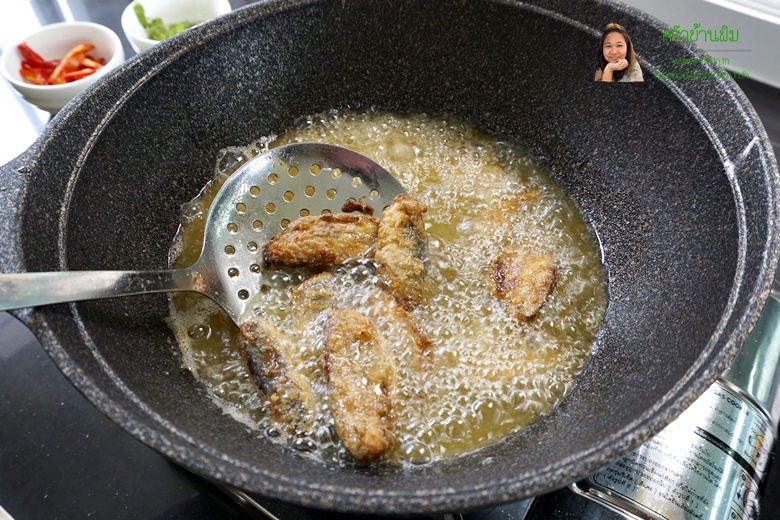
166,110 -> 608,466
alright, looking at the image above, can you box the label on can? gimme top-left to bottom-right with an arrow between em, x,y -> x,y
572,380 -> 774,520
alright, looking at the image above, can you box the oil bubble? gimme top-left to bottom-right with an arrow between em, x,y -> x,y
472,397 -> 503,426
401,441 -> 432,464
180,203 -> 202,222
444,415 -> 467,439
187,323 -> 211,340
218,149 -> 248,175
292,437 -> 317,452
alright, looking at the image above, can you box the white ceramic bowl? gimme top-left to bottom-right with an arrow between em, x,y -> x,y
121,0 -> 232,54
0,22 -> 124,115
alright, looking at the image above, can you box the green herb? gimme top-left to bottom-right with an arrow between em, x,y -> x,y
134,3 -> 199,41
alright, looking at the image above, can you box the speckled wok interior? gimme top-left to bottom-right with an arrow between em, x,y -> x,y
0,0 -> 778,514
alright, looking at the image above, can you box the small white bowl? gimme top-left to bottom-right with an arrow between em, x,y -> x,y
121,0 -> 232,54
0,22 -> 124,115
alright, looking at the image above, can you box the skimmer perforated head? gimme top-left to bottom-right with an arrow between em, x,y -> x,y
192,143 -> 407,324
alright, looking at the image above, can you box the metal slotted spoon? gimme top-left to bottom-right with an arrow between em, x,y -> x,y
0,143 -> 407,325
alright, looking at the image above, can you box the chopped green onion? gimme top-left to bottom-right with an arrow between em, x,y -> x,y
134,3 -> 199,41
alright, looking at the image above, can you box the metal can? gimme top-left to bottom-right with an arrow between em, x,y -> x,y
572,380 -> 773,519
572,281 -> 780,520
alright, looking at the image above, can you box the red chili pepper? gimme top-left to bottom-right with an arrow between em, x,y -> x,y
19,67 -> 49,86
17,41 -> 104,85
17,42 -> 55,70
21,60 -> 55,77
62,69 -> 96,81
80,57 -> 104,69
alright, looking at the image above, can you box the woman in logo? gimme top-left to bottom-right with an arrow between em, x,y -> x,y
594,23 -> 644,82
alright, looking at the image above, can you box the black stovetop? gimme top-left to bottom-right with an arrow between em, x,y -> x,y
1,1 -> 780,519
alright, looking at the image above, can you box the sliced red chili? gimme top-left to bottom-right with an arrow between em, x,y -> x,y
17,42 -> 55,69
62,68 -> 96,81
17,41 -> 104,86
19,67 -> 48,85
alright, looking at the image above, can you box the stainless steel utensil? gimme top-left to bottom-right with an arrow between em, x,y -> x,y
0,143 -> 406,324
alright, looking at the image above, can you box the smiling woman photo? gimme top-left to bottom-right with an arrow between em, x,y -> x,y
595,23 -> 644,82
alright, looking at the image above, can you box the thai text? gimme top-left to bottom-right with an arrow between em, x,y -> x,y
662,23 -> 739,43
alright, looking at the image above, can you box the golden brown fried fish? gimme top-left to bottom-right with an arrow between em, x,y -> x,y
292,271 -> 336,325
263,213 -> 379,269
487,248 -> 556,322
366,287 -> 433,364
324,309 -> 397,463
375,194 -> 428,311
294,270 -> 431,364
239,317 -> 314,435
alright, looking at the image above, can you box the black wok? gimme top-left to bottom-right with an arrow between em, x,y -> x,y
0,0 -> 778,514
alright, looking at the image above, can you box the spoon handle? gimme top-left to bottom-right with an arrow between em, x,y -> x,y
0,269 -> 194,311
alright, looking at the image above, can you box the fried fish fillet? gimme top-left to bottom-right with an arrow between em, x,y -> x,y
263,213 -> 379,269
366,287 -> 433,364
487,248 -> 556,322
292,271 -> 336,325
476,165 -> 540,226
324,309 -> 397,463
239,317 -> 314,435
294,269 -> 431,365
375,194 -> 428,311
342,197 -> 375,216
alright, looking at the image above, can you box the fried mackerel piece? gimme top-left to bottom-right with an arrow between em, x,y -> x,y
263,213 -> 380,269
367,287 -> 433,364
487,248 -> 557,322
292,271 -> 336,325
294,271 -> 431,366
476,164 -> 540,226
239,317 -> 315,435
324,309 -> 397,463
375,194 -> 428,311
